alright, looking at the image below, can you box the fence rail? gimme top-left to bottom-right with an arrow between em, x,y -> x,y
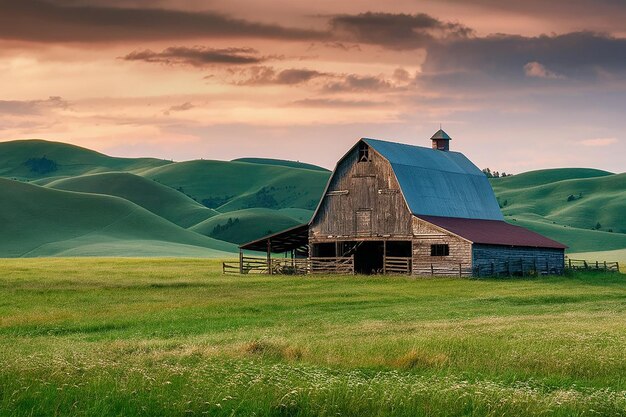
414,263 -> 473,277
223,256 -> 354,275
384,256 -> 412,274
566,258 -> 620,273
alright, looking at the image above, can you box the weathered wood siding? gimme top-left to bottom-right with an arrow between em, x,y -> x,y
411,217 -> 472,276
472,244 -> 565,276
309,145 -> 412,241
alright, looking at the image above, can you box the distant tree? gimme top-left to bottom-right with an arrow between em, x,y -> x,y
567,194 -> 576,202
595,222 -> 602,230
24,156 -> 57,174
482,168 -> 493,178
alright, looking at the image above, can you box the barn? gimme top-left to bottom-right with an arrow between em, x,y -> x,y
234,130 -> 567,276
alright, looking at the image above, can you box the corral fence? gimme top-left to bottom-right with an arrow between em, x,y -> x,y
384,256 -> 412,275
223,256 -> 354,275
414,263 -> 473,277
565,258 -> 620,273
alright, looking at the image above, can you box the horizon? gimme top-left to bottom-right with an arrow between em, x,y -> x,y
1,1 -> 625,173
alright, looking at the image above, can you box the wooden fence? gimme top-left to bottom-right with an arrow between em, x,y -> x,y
473,258 -> 564,277
384,256 -> 412,274
414,263 -> 473,277
223,256 -> 354,275
566,258 -> 620,273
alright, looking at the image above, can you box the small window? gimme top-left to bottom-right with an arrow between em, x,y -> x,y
430,244 -> 449,256
358,142 -> 370,162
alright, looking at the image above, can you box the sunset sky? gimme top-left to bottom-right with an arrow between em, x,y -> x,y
1,0 -> 625,173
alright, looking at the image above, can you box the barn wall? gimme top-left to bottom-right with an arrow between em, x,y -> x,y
309,144 -> 413,241
411,217 -> 472,276
472,244 -> 565,276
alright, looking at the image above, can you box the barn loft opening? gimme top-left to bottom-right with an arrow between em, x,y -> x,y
358,142 -> 370,162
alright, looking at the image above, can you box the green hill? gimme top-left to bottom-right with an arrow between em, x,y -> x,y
232,157 -> 330,172
46,172 -> 218,228
491,169 -> 626,253
190,208 -> 302,244
141,159 -> 330,212
0,178 -> 236,257
0,139 -> 170,180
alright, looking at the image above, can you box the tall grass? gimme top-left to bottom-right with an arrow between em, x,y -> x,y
1,258 -> 626,416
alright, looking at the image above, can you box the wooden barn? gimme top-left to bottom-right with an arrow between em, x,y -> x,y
232,130 -> 567,276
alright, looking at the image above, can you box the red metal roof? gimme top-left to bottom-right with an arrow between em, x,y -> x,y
418,216 -> 568,249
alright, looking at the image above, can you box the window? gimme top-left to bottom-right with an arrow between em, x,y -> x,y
358,142 -> 370,162
430,244 -> 449,256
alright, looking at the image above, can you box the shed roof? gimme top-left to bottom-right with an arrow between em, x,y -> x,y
419,216 -> 568,249
239,223 -> 309,253
362,138 -> 503,220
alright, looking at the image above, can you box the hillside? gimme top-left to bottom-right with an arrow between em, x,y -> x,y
141,159 -> 330,212
0,139 -> 170,180
232,157 -> 330,172
190,208 -> 302,244
490,169 -> 625,253
46,172 -> 219,228
0,178 -> 236,257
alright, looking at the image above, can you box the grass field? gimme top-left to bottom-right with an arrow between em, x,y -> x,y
2,259 -> 626,416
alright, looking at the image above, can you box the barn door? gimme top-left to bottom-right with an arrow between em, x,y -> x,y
356,209 -> 372,236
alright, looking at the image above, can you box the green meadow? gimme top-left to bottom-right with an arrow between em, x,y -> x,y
1,258 -> 626,416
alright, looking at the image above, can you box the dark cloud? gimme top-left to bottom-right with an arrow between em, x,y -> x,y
329,12 -> 473,50
237,67 -> 329,85
323,74 -> 392,92
164,102 -> 194,116
423,32 -> 626,80
291,98 -> 387,107
0,96 -> 69,115
0,0 -> 324,43
122,47 -> 263,67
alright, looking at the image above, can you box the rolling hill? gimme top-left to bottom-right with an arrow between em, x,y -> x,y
491,168 -> 626,253
0,178 -> 236,258
190,208 -> 302,244
232,157 -> 330,172
141,159 -> 330,212
46,172 -> 219,228
0,139 -> 170,180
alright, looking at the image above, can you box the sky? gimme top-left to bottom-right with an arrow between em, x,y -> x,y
1,0 -> 625,173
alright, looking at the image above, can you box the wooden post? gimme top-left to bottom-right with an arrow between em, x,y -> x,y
604,261 -> 607,271
267,239 -> 272,275
239,249 -> 244,274
459,263 -> 462,278
383,240 -> 387,275
507,260 -> 511,277
568,258 -> 572,269
491,262 -> 494,276
431,263 -> 434,276
351,255 -> 355,275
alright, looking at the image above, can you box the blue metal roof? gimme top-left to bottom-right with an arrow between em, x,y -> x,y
362,138 -> 504,220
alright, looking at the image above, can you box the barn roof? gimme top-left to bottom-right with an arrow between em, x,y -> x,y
362,138 -> 503,220
419,216 -> 568,249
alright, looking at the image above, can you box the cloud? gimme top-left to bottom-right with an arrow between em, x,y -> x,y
523,61 -> 563,79
0,96 -> 69,115
329,12 -> 473,50
579,137 -> 618,146
291,98 -> 387,107
323,74 -> 392,92
163,102 -> 194,116
236,66 -> 329,85
122,47 -> 264,67
423,32 -> 626,81
0,0 -> 324,43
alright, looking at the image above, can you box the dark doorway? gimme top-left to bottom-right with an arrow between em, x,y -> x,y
312,242 -> 336,257
386,241 -> 412,257
354,241 -> 384,274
